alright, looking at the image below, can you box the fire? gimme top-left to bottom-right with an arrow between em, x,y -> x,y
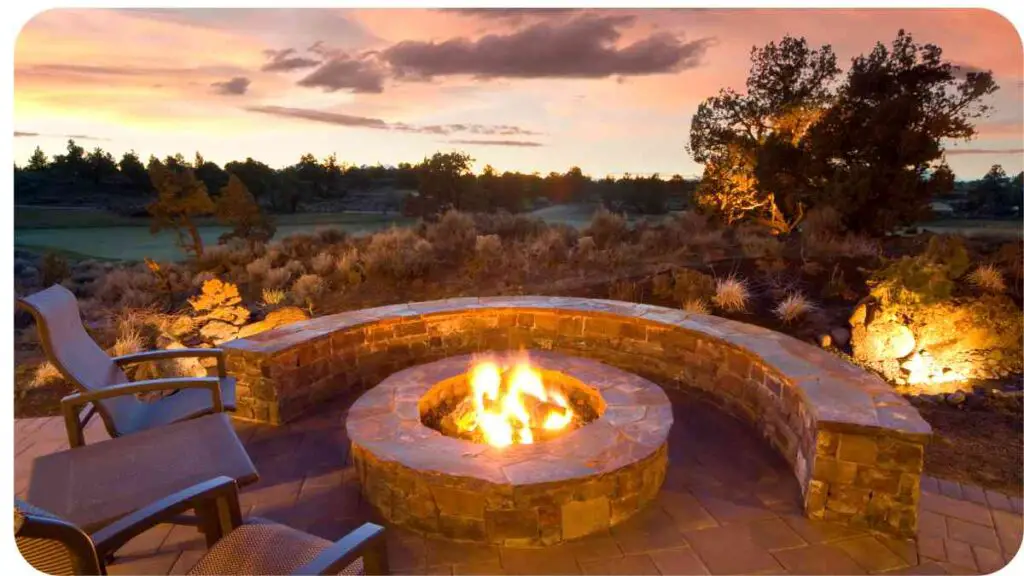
458,356 -> 574,447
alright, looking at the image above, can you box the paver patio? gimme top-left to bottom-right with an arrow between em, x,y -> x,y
14,389 -> 1022,575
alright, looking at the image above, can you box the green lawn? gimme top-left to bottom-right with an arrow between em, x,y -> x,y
15,207 -> 414,261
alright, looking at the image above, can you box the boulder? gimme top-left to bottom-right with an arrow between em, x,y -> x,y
199,320 -> 240,345
203,305 -> 251,326
236,306 -> 309,339
830,327 -> 851,347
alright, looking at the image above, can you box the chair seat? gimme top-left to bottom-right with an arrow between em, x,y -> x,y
121,377 -> 237,436
187,518 -> 364,575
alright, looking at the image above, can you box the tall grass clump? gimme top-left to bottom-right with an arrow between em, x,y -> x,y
712,275 -> 750,312
967,264 -> 1006,293
773,292 -> 817,324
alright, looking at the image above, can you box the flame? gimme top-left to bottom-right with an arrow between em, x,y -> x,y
459,356 -> 574,447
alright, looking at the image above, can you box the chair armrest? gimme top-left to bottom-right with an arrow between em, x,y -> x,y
61,377 -> 223,447
114,348 -> 226,377
292,523 -> 389,575
92,476 -> 242,556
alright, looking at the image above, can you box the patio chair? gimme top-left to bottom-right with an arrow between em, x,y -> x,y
15,476 -> 390,575
17,284 -> 236,447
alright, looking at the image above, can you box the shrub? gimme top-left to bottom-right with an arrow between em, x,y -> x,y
682,298 -> 710,315
192,270 -> 216,287
608,280 -> 642,302
572,236 -> 598,262
737,226 -> 784,260
471,234 -> 503,276
773,292 -> 817,324
188,278 -> 242,313
310,251 -> 336,276
281,233 -> 320,261
314,227 -> 347,245
869,236 -> 970,306
527,228 -> 572,265
291,274 -> 326,309
364,227 -> 435,282
585,207 -> 628,249
284,260 -> 306,277
31,361 -> 63,389
245,256 -> 272,280
426,210 -> 477,263
96,267 -> 159,308
671,268 -> 716,305
41,252 -> 70,286
333,247 -> 364,287
473,211 -> 543,241
262,288 -> 286,307
800,206 -> 844,239
264,267 -> 292,290
967,264 -> 1006,293
651,273 -> 673,299
712,275 -> 750,312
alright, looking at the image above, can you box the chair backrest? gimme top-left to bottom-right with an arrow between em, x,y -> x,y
17,284 -> 143,437
14,499 -> 102,575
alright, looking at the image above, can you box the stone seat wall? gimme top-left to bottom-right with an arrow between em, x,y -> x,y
222,296 -> 931,539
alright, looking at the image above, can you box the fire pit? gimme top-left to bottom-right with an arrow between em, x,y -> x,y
347,350 -> 672,546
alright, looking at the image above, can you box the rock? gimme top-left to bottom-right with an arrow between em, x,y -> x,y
203,305 -> 251,326
818,334 -> 832,348
830,327 -> 851,347
236,306 -> 310,339
946,391 -> 966,406
854,319 -> 915,362
199,320 -> 240,345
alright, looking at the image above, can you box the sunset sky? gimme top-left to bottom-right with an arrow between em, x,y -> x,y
13,8 -> 1024,178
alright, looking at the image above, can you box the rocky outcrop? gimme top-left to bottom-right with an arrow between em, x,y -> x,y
237,306 -> 310,339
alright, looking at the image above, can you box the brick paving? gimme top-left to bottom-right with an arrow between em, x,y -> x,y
14,390 -> 1023,575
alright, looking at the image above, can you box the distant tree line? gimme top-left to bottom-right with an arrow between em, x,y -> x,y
14,141 -> 696,218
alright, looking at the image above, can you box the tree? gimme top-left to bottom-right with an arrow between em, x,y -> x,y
27,147 -> 49,171
215,174 -> 275,245
806,30 -> 998,232
689,36 -> 840,233
224,158 -> 275,202
194,153 -> 229,198
147,158 -> 215,258
85,147 -> 118,185
118,150 -> 151,192
416,151 -> 475,215
52,139 -> 88,180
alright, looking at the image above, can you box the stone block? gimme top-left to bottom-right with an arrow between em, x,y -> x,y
431,486 -> 486,520
562,497 -> 611,540
485,509 -> 539,543
438,514 -> 487,541
837,434 -> 878,465
815,457 -> 858,485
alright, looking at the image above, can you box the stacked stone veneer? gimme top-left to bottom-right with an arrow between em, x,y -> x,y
346,352 -> 671,546
222,296 -> 932,539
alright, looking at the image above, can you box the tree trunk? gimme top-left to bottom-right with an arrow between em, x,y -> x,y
184,218 -> 204,258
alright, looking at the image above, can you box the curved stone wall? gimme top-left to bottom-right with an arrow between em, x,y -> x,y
223,296 -> 932,538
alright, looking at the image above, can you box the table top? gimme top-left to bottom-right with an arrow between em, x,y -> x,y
26,413 -> 259,532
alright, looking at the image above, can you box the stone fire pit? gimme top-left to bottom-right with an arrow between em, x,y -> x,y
346,351 -> 672,546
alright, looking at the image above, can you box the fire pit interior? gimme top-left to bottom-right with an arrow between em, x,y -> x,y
421,353 -> 603,447
347,350 -> 672,546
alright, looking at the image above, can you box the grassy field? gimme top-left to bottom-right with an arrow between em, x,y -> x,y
15,207 -> 414,261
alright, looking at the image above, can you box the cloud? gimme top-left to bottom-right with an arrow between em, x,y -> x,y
261,48 -> 322,72
245,105 -> 541,138
945,148 -> 1024,156
298,54 -> 385,93
211,76 -> 251,95
13,131 -> 107,140
445,8 -> 583,21
381,14 -> 713,80
448,139 -> 544,147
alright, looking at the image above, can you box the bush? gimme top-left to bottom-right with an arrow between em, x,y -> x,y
712,275 -> 750,312
471,234 -> 503,276
41,252 -> 70,286
364,227 -> 435,282
800,206 -> 844,240
262,288 -> 286,307
671,268 -> 716,305
526,228 -> 573,266
310,251 -> 336,276
736,226 -> 784,260
473,211 -> 543,241
585,207 -> 628,249
869,236 -> 970,306
333,247 -> 364,288
608,280 -> 642,302
314,227 -> 347,245
651,273 -> 673,299
245,256 -> 272,281
264,267 -> 292,290
572,236 -> 598,263
426,210 -> 477,263
291,274 -> 326,309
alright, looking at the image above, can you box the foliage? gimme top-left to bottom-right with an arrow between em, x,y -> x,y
773,292 -> 817,324
967,264 -> 1006,294
585,207 -> 628,249
425,210 -> 477,263
713,275 -> 751,312
261,288 -> 286,307
413,151 -> 475,216
690,31 -> 998,234
671,268 -> 717,305
215,174 -> 276,246
147,158 -> 215,258
291,274 -> 326,310
40,252 -> 70,286
188,278 -> 242,312
364,227 -> 435,281
868,236 -> 970,305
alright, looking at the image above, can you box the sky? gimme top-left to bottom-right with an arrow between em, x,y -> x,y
12,8 -> 1024,178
